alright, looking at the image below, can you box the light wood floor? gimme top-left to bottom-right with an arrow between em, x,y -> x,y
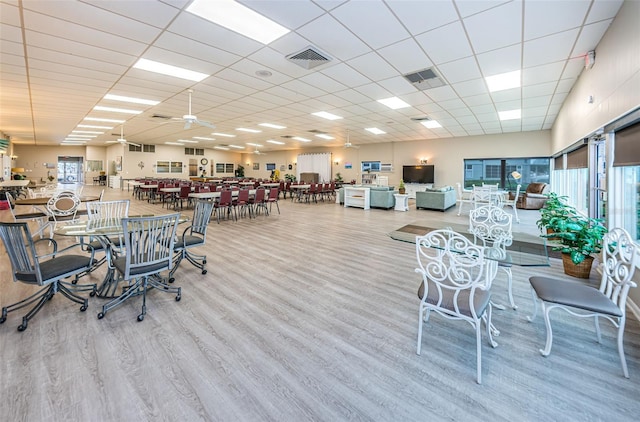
1,185 -> 639,421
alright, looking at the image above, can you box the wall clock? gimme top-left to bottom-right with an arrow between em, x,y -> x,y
200,158 -> 208,165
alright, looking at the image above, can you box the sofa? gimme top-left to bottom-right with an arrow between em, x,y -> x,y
415,186 -> 456,211
337,185 -> 397,209
516,182 -> 549,209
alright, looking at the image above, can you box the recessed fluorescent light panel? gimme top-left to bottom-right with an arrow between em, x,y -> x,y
498,109 -> 521,120
133,58 -> 209,82
312,111 -> 342,121
212,132 -> 236,138
315,134 -> 334,140
77,124 -> 113,129
485,70 -> 521,92
62,142 -> 86,145
229,145 -> 245,149
93,106 -> 142,115
266,140 -> 285,145
165,142 -> 185,145
104,94 -> 160,106
186,0 -> 290,45
236,128 -> 261,133
192,137 -> 215,140
365,127 -> 386,135
258,123 -> 286,129
293,137 -> 311,142
214,146 -> 230,150
66,135 -> 96,138
377,97 -> 410,110
177,139 -> 198,143
72,130 -> 103,134
246,143 -> 263,147
421,120 -> 442,129
64,137 -> 90,141
84,117 -> 125,123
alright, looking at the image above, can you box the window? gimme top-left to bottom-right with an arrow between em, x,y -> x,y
266,163 -> 276,171
196,148 -> 204,156
156,161 -> 183,174
86,160 -> 103,172
129,144 -> 155,152
463,157 -> 551,190
361,161 -> 381,172
215,163 -> 235,174
185,147 -> 195,155
129,144 -> 141,152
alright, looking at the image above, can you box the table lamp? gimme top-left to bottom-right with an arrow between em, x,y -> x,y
511,171 -> 521,183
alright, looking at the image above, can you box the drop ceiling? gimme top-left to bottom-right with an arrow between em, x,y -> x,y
0,0 -> 624,151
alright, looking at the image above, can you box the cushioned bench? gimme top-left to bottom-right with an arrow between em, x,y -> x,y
415,187 -> 456,211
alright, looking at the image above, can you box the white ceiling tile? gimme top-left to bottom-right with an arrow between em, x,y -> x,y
377,76 -> 418,96
297,14 -> 370,61
0,22 -> 22,43
452,79 -> 489,97
238,0 -> 325,29
346,52 -> 399,81
572,20 -> 613,56
491,88 -> 521,103
476,44 -> 521,76
522,106 -> 549,118
352,83 -> 391,101
556,78 -> 578,94
298,72 -> 348,93
586,0 -> 624,24
522,81 -> 558,98
524,0 -> 590,40
0,39 -> 23,56
495,100 -> 521,111
0,2 -> 20,26
455,0 -> 513,18
523,95 -> 552,108
523,29 -> 580,68
386,0 -> 458,35
333,88 -> 373,105
155,32 -> 243,68
437,56 -> 481,84
463,1 -> 522,53
320,62 -> 371,88
377,39 -> 433,74
83,0 -> 180,28
562,57 -> 586,80
331,1 -> 409,49
415,21 -> 474,64
523,61 -> 565,86
470,104 -> 497,114
463,94 -> 493,106
425,86 -> 460,102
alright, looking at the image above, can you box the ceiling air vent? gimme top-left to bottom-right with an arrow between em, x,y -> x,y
403,67 -> 446,90
286,46 -> 332,70
307,129 -> 327,134
151,113 -> 172,120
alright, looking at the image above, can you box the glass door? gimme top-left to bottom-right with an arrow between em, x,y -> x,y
57,157 -> 83,184
590,139 -> 607,220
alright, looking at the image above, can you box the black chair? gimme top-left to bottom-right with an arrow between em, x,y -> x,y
97,213 -> 181,321
168,199 -> 215,283
0,222 -> 97,331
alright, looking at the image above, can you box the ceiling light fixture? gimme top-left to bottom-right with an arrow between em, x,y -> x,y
165,142 -> 185,145
246,143 -> 263,147
192,136 -> 215,141
421,120 -> 442,129
266,140 -> 285,145
77,124 -> 113,129
485,70 -> 521,92
84,117 -> 125,123
312,111 -> 342,121
93,106 -> 142,115
133,58 -> 209,82
236,128 -> 262,133
178,139 -> 198,143
315,134 -> 334,140
214,146 -> 230,150
228,145 -> 245,149
212,132 -> 236,137
258,123 -> 286,129
365,127 -> 386,135
377,97 -> 410,110
72,130 -> 104,134
104,94 -> 160,106
498,109 -> 521,120
293,137 -> 311,142
186,0 -> 290,45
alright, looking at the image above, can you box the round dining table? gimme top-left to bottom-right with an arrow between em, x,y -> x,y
15,195 -> 100,206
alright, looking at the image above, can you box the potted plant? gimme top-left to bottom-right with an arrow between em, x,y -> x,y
536,192 -> 575,238
334,172 -> 344,183
285,173 -> 297,182
398,179 -> 406,194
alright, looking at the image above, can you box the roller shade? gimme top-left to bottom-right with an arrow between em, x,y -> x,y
554,155 -> 563,170
566,145 -> 587,169
613,122 -> 640,167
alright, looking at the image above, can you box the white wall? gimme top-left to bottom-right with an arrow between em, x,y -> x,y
552,0 -> 640,153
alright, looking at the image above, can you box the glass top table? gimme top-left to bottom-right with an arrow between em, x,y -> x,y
389,219 -> 550,267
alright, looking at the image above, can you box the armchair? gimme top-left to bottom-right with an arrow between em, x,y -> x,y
516,182 -> 549,209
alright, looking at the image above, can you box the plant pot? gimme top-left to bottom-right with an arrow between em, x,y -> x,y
561,253 -> 594,278
398,188 -> 406,194
546,227 -> 559,241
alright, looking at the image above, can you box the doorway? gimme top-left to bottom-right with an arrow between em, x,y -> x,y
58,156 -> 83,184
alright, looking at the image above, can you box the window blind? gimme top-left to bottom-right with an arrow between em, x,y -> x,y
566,145 -> 588,169
613,122 -> 640,167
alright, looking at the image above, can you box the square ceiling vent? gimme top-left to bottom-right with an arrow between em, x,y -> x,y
286,46 -> 332,70
403,67 -> 446,90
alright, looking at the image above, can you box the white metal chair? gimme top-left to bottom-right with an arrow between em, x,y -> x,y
168,199 -> 215,283
528,228 -> 638,378
97,213 -> 181,321
45,191 -> 81,236
503,184 -> 521,223
415,229 -> 498,384
469,205 -> 517,310
4,192 -> 50,238
0,222 -> 97,331
456,182 -> 474,216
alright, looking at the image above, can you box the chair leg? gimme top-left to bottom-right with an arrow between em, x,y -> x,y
617,316 -> 630,378
98,278 -> 144,318
540,302 -> 555,356
168,250 -> 185,283
185,250 -> 207,274
527,288 -> 539,322
0,284 -> 54,331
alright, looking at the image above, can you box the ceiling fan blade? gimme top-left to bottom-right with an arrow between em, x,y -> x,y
196,119 -> 215,129
127,141 -> 141,147
106,140 -> 117,144
184,121 -> 192,130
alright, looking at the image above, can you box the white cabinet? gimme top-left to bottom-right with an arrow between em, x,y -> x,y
344,187 -> 370,210
361,173 -> 377,185
404,183 -> 432,199
108,175 -> 121,189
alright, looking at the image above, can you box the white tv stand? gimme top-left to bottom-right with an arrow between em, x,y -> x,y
344,186 -> 370,210
404,183 -> 432,199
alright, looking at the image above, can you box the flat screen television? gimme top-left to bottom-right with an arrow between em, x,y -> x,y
403,165 -> 434,184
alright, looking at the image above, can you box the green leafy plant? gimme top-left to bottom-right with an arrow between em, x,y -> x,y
335,172 -> 344,183
235,165 -> 245,178
398,179 -> 405,189
536,192 -> 576,233
284,173 -> 297,182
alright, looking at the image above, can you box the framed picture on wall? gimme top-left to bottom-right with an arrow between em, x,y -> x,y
253,163 -> 260,170
115,156 -> 122,171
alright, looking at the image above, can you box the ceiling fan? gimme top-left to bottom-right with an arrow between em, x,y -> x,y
252,148 -> 267,155
343,130 -> 359,149
106,124 -> 140,147
175,89 -> 215,130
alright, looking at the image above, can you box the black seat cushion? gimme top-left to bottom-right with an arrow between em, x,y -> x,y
529,276 -> 622,317
113,256 -> 169,277
418,280 -> 491,317
87,237 -> 123,251
15,212 -> 47,220
174,235 -> 204,249
16,255 -> 92,284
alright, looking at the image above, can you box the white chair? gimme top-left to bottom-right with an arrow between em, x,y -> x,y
415,229 -> 498,384
45,191 -> 81,236
4,192 -> 50,238
528,228 -> 638,378
456,182 -> 474,216
503,184 -> 521,223
469,205 -> 517,310
472,185 -> 493,208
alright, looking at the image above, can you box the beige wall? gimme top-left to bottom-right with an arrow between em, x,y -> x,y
552,0 -> 640,153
